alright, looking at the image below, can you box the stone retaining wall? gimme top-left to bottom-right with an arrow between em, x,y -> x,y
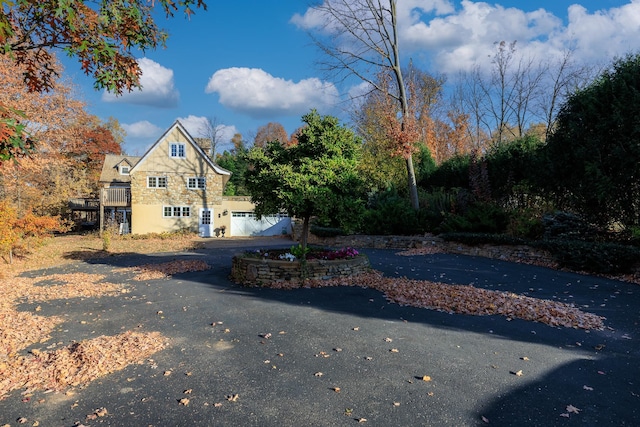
298,231 -> 556,266
230,255 -> 370,286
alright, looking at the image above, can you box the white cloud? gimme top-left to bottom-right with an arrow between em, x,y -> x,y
122,120 -> 163,139
205,67 -> 339,118
292,1 -> 640,76
121,120 -> 164,155
102,58 -> 179,108
177,115 -> 238,146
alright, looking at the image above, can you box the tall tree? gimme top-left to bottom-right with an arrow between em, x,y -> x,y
198,116 -> 225,159
245,110 -> 364,251
0,0 -> 207,160
455,42 -> 595,148
254,122 -> 289,148
0,53 -> 118,214
305,0 -> 420,210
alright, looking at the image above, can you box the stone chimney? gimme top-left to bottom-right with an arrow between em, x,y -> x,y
194,138 -> 213,158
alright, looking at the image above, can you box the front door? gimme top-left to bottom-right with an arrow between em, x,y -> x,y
199,208 -> 213,237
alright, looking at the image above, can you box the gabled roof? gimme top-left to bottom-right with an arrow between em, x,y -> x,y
99,154 -> 142,184
129,120 -> 231,177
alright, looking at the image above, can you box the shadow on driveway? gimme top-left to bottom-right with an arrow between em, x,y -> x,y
3,239 -> 639,426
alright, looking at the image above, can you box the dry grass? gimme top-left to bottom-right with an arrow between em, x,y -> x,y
2,233 -> 204,277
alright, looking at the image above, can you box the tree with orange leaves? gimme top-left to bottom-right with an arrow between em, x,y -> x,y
0,53 -> 120,214
0,0 -> 207,160
306,0 -> 420,209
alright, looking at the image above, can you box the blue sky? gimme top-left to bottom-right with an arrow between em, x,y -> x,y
60,0 -> 640,155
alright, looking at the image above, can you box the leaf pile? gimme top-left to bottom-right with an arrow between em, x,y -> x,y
0,331 -> 166,399
0,272 -> 166,400
1,273 -> 126,355
263,271 -> 605,330
124,260 -> 211,281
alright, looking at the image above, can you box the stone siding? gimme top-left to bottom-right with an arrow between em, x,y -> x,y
231,255 -> 371,286
131,172 -> 224,207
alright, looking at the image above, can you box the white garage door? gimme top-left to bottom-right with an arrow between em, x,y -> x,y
230,212 -> 291,237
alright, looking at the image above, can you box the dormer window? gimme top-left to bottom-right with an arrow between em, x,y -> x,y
170,143 -> 186,158
120,165 -> 130,175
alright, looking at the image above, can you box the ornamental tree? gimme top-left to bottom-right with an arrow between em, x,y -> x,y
245,110 -> 365,252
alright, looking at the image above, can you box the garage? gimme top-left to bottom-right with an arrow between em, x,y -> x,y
230,212 -> 291,237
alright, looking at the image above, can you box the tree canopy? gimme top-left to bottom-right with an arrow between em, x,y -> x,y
245,110 -> 364,251
0,0 -> 206,160
542,53 -> 640,229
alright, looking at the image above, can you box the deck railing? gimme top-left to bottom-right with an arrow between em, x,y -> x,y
102,187 -> 131,207
68,198 -> 99,210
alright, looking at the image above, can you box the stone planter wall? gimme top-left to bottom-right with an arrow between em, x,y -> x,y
230,255 -> 370,286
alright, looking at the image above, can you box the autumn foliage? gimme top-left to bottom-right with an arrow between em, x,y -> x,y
0,200 -> 68,263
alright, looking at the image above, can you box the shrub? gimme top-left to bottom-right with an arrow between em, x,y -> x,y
439,202 -> 509,234
361,189 -> 424,235
533,239 -> 640,274
310,225 -> 345,237
507,208 -> 545,239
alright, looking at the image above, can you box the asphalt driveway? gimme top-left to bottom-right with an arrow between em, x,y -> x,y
1,237 -> 639,426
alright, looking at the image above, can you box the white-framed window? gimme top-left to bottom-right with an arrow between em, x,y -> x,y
147,176 -> 167,188
170,143 -> 186,158
163,206 -> 191,217
187,176 -> 206,189
119,166 -> 130,175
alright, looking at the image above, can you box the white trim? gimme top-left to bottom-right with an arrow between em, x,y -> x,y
129,121 -> 232,177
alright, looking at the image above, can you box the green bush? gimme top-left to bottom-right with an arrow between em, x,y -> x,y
310,225 -> 345,237
533,239 -> 640,274
440,232 -> 527,246
361,189 -> 425,235
439,202 -> 509,234
507,208 -> 545,239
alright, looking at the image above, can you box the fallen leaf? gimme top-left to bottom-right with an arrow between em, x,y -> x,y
226,394 -> 239,402
32,421 -> 39,426
94,408 -> 108,417
566,404 -> 581,414
422,376 -> 432,382
179,398 -> 190,406
511,370 -> 523,376
163,370 -> 172,376
35,306 -> 41,312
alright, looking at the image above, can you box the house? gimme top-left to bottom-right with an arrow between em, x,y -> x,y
97,120 -> 291,237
